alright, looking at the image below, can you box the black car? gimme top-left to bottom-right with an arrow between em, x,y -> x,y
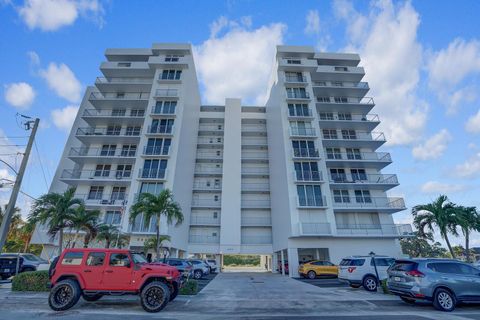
163,258 -> 194,279
0,256 -> 23,280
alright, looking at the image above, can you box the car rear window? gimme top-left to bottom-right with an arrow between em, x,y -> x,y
61,252 -> 84,265
371,258 -> 395,267
340,259 -> 365,266
390,261 -> 417,272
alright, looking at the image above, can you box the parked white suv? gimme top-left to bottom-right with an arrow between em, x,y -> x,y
338,256 -> 395,291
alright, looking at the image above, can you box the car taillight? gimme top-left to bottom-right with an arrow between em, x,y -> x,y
347,267 -> 356,273
406,270 -> 425,278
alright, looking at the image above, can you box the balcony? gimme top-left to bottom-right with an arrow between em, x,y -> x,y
194,167 -> 223,176
198,125 -> 224,135
76,127 -> 141,144
297,223 -> 332,236
312,81 -> 369,97
294,171 -> 324,183
241,183 -> 270,192
197,137 -> 224,146
94,77 -> 153,92
137,169 -> 166,180
325,151 -> 392,169
242,152 -> 269,162
241,125 -> 267,133
315,65 -> 365,82
192,182 -> 222,191
241,199 -> 270,209
75,193 -> 127,208
332,197 -> 406,213
146,125 -> 174,135
60,169 -> 131,185
142,146 -> 170,157
289,127 -> 316,138
189,235 -> 220,244
329,173 -> 399,191
68,147 -> 136,164
151,106 -> 176,117
88,92 -> 149,108
241,235 -> 272,245
241,216 -> 272,226
336,224 -> 414,237
318,113 -> 380,131
242,138 -> 268,147
190,216 -> 220,226
241,167 -> 269,176
286,91 -> 311,101
287,109 -> 314,119
82,108 -> 145,126
284,75 -> 307,85
315,96 -> 375,113
322,131 -> 386,148
196,151 -> 223,160
292,148 -> 320,159
148,55 -> 188,68
154,89 -> 178,99
99,61 -> 154,78
278,58 -> 318,71
191,199 -> 221,208
297,195 -> 327,209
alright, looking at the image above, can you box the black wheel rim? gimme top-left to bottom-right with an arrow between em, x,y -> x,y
145,287 -> 164,308
54,285 -> 72,307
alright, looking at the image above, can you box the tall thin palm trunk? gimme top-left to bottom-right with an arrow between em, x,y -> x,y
58,229 -> 64,255
465,230 -> 470,262
155,218 -> 161,261
442,232 -> 455,259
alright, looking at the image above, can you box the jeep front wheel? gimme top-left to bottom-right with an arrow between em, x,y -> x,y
48,279 -> 81,311
140,281 -> 170,312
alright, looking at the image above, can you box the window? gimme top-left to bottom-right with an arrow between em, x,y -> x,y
333,190 -> 350,203
288,104 -> 310,117
338,113 -> 352,120
326,148 -> 342,159
355,190 -> 372,203
317,96 -> 330,103
319,112 -> 334,120
161,69 -> 182,80
111,108 -> 126,116
371,258 -> 395,267
111,187 -> 126,201
346,148 -> 362,160
117,62 -> 131,67
334,66 -> 348,71
286,87 -> 308,99
334,97 -> 348,103
351,169 -> 367,181
292,140 -> 317,158
154,101 -> 177,114
116,165 -> 132,178
342,130 -> 357,139
316,81 -> 327,86
139,182 -> 164,195
130,109 -> 145,117
297,185 -> 324,206
286,58 -> 301,64
88,186 -> 104,200
104,210 -> 121,225
294,162 -> 320,181
94,164 -> 111,177
323,129 -> 338,139
109,253 -> 130,267
86,252 -> 105,266
285,72 -> 304,82
125,126 -> 141,136
145,138 -> 171,155
150,119 -> 174,134
165,54 -> 182,62
339,259 -> 365,266
106,125 -> 121,135
61,252 -> 83,265
333,81 -> 343,87
121,144 -> 137,157
142,159 -> 167,178
100,144 -> 116,156
116,92 -> 125,99
213,212 -> 218,219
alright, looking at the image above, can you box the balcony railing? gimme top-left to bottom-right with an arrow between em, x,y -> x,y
95,77 -> 153,85
155,89 -> 178,97
288,109 -> 313,118
69,147 -> 137,158
318,113 -> 379,122
151,106 -> 176,115
289,127 -> 316,137
197,152 -> 223,159
332,197 -> 405,209
147,125 -> 174,135
190,216 -> 220,225
143,146 -> 170,156
292,148 -> 320,158
241,199 -> 270,208
286,92 -> 310,99
89,92 -> 150,100
242,152 -> 269,160
241,167 -> 269,175
285,75 -> 307,83
76,127 -> 141,137
241,126 -> 267,132
298,223 -> 332,235
294,171 -> 323,182
198,125 -> 224,132
189,235 -> 220,244
83,108 -> 146,118
313,81 -> 369,89
75,193 -> 128,206
191,199 -> 221,207
336,224 -> 413,236
297,195 -> 327,208
138,169 -> 166,179
329,173 -> 398,185
61,169 -> 132,180
241,183 -> 270,191
241,216 -> 272,226
197,137 -> 223,145
193,182 -> 222,190
194,167 -> 223,174
316,96 -> 375,105
322,131 -> 385,142
242,139 -> 268,146
325,151 -> 392,162
241,235 -> 272,244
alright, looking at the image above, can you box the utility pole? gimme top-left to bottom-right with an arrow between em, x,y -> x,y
0,117 -> 39,252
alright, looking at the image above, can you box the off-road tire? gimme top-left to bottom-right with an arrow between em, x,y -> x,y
82,293 -> 102,302
307,270 -> 317,279
433,288 -> 456,312
48,279 -> 81,311
362,275 -> 378,292
140,281 -> 170,313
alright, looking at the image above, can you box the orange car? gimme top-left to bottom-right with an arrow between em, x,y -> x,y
298,260 -> 338,279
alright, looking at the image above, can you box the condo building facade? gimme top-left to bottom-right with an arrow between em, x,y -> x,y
32,43 -> 412,277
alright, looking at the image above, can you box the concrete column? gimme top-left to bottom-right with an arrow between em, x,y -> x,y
272,252 -> 278,273
280,250 -> 285,276
315,248 -> 320,260
288,247 -> 299,278
220,254 -> 224,272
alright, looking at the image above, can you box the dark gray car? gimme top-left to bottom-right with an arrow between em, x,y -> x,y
387,258 -> 480,311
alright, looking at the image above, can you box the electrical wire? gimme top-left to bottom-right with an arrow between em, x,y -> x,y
0,144 -> 26,147
34,140 -> 49,191
0,136 -> 29,139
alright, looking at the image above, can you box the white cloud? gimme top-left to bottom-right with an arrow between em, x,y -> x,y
51,105 -> 78,132
4,82 -> 36,109
304,10 -> 320,35
194,17 -> 286,105
334,0 -> 428,146
27,51 -> 40,66
18,0 -> 104,31
465,109 -> 480,134
454,152 -> 480,179
428,38 -> 480,114
421,181 -> 466,194
40,62 -> 81,102
412,129 -> 452,160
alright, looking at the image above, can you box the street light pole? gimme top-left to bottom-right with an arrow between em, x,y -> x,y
370,251 -> 380,292
0,118 -> 39,251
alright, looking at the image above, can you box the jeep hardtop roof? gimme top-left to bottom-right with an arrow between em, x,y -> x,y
62,248 -> 131,253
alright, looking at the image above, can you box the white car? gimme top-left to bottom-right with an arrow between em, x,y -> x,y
189,259 -> 210,279
205,259 -> 218,273
338,255 -> 395,292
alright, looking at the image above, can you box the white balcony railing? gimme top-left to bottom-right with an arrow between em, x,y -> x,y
69,147 -> 137,158
95,77 -> 153,85
194,167 -> 223,174
83,108 -> 145,118
241,167 -> 269,175
332,197 -> 405,210
292,148 -> 320,158
89,92 -> 150,100
76,127 -> 141,137
143,146 -> 170,156
241,183 -> 270,191
193,182 -> 222,190
155,89 -> 178,97
191,199 -> 222,207
294,171 -> 323,182
197,152 -> 223,159
329,174 -> 398,185
298,223 -> 332,235
336,224 -> 413,236
61,169 -> 132,180
241,216 -> 272,226
242,152 -> 269,160
75,193 -> 128,206
190,216 -> 220,225
297,195 -> 327,208
325,151 -> 391,162
241,199 -> 270,208
318,113 -> 379,122
189,235 -> 220,244
316,96 -> 374,105
289,127 -> 316,137
322,131 -> 386,142
146,125 -> 174,135
138,169 -> 166,179
241,235 -> 272,244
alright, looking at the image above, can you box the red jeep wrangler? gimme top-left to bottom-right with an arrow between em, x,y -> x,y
48,248 -> 182,312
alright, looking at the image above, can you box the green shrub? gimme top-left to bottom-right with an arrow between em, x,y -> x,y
223,255 -> 260,266
12,271 -> 50,292
179,279 -> 198,295
380,279 -> 390,294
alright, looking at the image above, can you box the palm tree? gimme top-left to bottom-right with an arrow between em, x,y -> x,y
96,224 -> 120,248
130,189 -> 183,260
18,221 -> 35,253
28,187 -> 82,255
68,206 -> 101,248
0,205 -> 23,240
412,195 -> 458,259
112,233 -> 129,249
144,235 -> 171,261
455,206 -> 480,262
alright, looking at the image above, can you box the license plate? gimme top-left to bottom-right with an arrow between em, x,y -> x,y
394,276 -> 401,282
3,269 -> 10,273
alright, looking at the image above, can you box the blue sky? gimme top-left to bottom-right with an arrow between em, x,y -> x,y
1,0 -> 480,246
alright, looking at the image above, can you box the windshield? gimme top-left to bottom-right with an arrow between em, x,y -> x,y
23,254 -> 43,262
131,253 -> 148,264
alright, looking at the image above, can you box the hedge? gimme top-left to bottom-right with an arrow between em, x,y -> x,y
12,271 -> 50,292
179,279 -> 198,295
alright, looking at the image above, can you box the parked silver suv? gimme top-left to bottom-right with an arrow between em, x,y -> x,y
387,258 -> 480,312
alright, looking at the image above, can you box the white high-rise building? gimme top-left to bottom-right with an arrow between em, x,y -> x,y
32,44 -> 412,277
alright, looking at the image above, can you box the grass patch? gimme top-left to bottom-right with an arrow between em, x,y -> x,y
223,255 -> 260,266
179,279 -> 198,295
12,271 -> 50,292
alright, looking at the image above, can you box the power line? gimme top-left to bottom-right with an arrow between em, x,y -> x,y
0,153 -> 23,156
0,136 -> 29,139
0,144 -> 26,147
34,141 -> 49,191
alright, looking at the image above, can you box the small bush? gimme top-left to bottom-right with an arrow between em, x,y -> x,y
179,279 -> 198,295
12,271 -> 50,292
380,279 -> 390,294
